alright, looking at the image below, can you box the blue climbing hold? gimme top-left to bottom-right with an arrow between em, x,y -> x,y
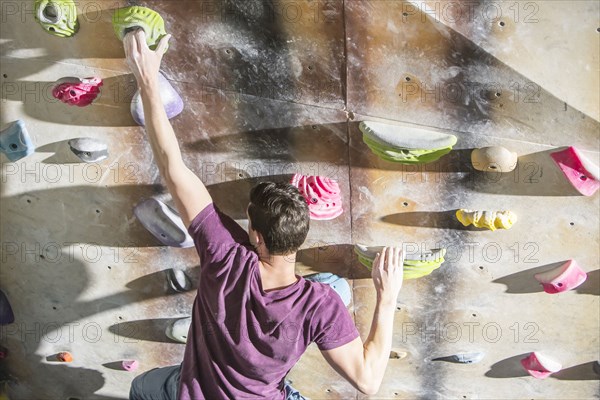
304,272 -> 351,307
0,120 -> 34,161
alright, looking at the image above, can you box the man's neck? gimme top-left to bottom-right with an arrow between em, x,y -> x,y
258,253 -> 298,292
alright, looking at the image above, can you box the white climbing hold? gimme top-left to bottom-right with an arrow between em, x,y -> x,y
134,197 -> 194,248
166,317 -> 191,344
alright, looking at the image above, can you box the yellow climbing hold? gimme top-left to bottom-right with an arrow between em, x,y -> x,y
456,209 -> 517,231
34,0 -> 79,38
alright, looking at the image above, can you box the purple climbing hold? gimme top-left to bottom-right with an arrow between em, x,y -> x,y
0,289 -> 14,325
134,197 -> 194,248
131,72 -> 183,126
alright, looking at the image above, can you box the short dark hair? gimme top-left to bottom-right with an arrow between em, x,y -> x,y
248,182 -> 310,255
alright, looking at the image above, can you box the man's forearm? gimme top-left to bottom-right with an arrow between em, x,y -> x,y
361,298 -> 396,392
139,80 -> 184,173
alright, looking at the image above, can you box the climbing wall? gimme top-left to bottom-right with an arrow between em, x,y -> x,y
1,0 -> 599,399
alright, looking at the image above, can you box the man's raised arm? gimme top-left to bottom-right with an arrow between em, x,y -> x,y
321,247 -> 404,395
124,30 -> 212,227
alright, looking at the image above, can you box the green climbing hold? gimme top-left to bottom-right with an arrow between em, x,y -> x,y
354,244 -> 446,279
112,6 -> 168,51
34,0 -> 79,38
359,121 -> 457,164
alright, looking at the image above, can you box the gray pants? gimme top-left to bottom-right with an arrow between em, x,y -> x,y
129,364 -> 307,399
129,364 -> 181,400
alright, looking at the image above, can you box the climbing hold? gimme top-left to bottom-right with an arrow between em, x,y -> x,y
131,72 -> 183,126
520,352 -> 561,379
57,351 -> 73,362
122,360 -> 139,372
304,273 -> 351,307
471,146 -> 517,172
456,209 -> 517,231
166,269 -> 192,293
0,345 -> 7,359
534,259 -> 587,294
67,137 -> 108,163
593,360 -> 600,376
359,121 -> 457,164
290,174 -> 343,220
432,352 -> 485,364
551,146 -> 599,196
52,77 -> 103,107
390,350 -> 408,359
166,317 -> 191,343
0,290 -> 14,325
0,120 -> 35,162
112,6 -> 167,50
354,244 -> 446,279
34,0 -> 79,37
134,198 -> 194,248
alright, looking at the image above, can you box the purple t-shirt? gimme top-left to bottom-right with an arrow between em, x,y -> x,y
178,204 -> 359,399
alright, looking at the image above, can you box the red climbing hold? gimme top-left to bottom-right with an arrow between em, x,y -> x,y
52,77 -> 103,107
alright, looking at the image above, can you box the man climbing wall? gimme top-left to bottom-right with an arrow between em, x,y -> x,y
123,29 -> 404,399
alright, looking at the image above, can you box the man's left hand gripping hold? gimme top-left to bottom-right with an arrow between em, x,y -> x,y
124,29 -> 212,226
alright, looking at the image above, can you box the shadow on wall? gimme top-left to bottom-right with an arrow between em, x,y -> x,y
206,174 -> 292,219
0,252 -> 192,397
183,123 -> 349,165
486,354 -> 600,381
1,338 -> 106,399
493,264 -> 600,295
108,318 -> 179,344
348,123 -> 585,198
381,210 -> 484,231
552,362 -> 600,381
466,148 -> 582,197
485,353 -> 531,378
0,4 -> 138,128
576,269 -> 600,296
1,75 -> 138,127
1,184 -> 166,247
492,261 -> 566,294
296,244 -> 359,279
0,5 -> 125,62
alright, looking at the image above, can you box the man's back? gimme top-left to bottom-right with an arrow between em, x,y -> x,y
179,204 -> 359,399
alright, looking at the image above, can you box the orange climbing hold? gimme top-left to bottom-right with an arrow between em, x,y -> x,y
57,351 -> 73,362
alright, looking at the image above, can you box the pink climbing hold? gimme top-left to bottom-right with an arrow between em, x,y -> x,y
52,77 -> 103,107
0,345 -> 7,359
290,173 -> 343,220
550,146 -> 599,196
520,352 -> 562,379
534,259 -> 587,294
122,360 -> 139,371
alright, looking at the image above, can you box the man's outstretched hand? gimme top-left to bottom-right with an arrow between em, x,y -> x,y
372,247 -> 404,304
123,29 -> 171,87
